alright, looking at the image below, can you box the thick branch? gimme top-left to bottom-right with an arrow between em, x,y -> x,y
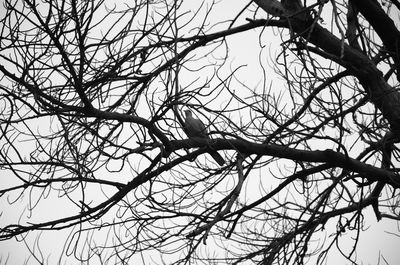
248,14 -> 400,137
171,138 -> 400,189
351,0 -> 400,81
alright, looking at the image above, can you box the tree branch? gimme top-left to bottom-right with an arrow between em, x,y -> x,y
351,0 -> 400,81
171,138 -> 400,189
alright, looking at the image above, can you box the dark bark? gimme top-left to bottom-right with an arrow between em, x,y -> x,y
251,6 -> 400,137
171,138 -> 400,189
351,0 -> 400,81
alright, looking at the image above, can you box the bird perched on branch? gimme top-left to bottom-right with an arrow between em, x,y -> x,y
184,110 -> 225,166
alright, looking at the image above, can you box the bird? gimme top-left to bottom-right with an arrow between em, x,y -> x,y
183,110 -> 225,166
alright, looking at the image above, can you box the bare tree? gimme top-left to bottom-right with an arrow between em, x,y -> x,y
1,0 -> 400,264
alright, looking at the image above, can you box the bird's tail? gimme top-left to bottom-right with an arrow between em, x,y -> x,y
209,150 -> 225,166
